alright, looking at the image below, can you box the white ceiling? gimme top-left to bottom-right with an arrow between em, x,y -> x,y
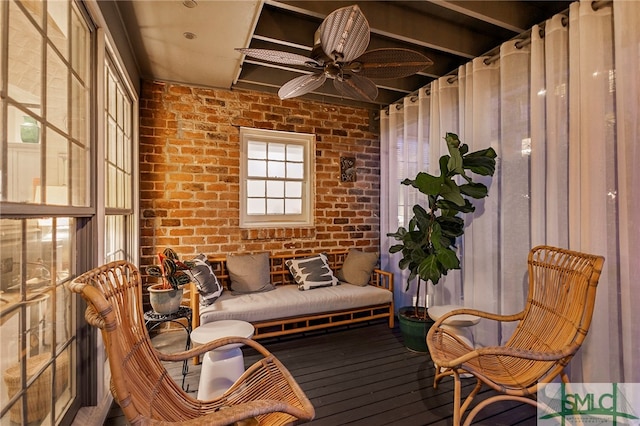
114,0 -> 572,109
116,1 -> 262,89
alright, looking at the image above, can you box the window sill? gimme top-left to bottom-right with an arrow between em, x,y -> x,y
240,227 -> 316,241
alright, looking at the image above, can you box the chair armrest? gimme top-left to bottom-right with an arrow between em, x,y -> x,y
433,342 -> 583,368
172,400 -> 311,426
432,307 -> 524,330
371,268 -> 394,292
475,343 -> 582,361
156,336 -> 272,363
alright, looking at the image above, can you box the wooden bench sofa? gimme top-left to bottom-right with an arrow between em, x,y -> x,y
189,250 -> 394,340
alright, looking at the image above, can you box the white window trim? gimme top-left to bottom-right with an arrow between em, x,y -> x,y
240,127 -> 315,228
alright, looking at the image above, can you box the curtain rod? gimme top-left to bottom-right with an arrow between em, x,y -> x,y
592,0 -> 613,11
481,0 -> 612,66
387,0 -> 613,108
482,16 -> 567,66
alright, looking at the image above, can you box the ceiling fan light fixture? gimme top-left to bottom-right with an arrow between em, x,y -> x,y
324,63 -> 342,78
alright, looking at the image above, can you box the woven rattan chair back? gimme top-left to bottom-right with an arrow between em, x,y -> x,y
505,246 -> 603,383
69,260 -> 315,425
426,245 -> 604,426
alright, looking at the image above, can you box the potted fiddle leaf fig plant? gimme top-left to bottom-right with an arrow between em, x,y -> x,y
146,248 -> 195,314
387,132 -> 497,352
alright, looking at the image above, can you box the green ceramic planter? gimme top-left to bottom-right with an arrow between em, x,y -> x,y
398,306 -> 434,353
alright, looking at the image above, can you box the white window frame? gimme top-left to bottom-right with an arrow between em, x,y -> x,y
240,127 -> 314,228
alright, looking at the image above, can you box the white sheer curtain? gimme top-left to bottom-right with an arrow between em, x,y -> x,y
614,0 -> 640,385
429,78 -> 463,306
380,0 -> 639,382
380,92 -> 431,309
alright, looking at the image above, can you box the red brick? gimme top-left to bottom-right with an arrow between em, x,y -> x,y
139,80 -> 380,268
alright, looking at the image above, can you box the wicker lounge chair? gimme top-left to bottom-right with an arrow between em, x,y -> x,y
426,245 -> 604,426
68,260 -> 315,426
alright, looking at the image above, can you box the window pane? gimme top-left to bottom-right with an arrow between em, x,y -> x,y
105,215 -> 126,262
266,180 -> 284,198
21,0 -> 44,28
70,142 -> 89,206
56,218 -> 71,282
0,311 -> 21,391
248,141 -> 267,159
71,6 -> 89,83
107,119 -> 117,165
117,127 -> 125,171
285,198 -> 302,214
56,286 -> 72,350
8,1 -> 42,105
54,346 -> 73,419
48,1 -> 69,59
287,144 -> 304,161
287,162 -> 303,179
7,107 -> 41,203
247,180 -> 265,197
46,130 -> 70,204
268,143 -> 285,161
44,185 -> 69,207
117,87 -> 125,126
47,46 -> 69,133
71,75 -> 88,142
108,67 -> 117,116
124,129 -> 132,175
266,199 -> 284,214
247,198 -> 265,215
28,287 -> 54,357
107,163 -> 116,207
248,159 -> 266,177
267,161 -> 285,178
286,181 -> 302,198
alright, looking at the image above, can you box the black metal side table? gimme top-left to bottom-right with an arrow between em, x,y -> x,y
144,306 -> 192,391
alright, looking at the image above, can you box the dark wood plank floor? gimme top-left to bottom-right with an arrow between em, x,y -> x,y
104,321 -> 537,425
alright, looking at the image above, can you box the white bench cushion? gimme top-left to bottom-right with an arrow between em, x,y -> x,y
199,283 -> 392,324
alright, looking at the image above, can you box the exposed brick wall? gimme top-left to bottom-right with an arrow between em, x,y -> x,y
139,80 -> 381,272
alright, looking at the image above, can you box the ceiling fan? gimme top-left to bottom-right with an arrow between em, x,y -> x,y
236,4 -> 433,102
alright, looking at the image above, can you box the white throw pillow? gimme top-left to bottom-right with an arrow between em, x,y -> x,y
186,254 -> 223,306
286,253 -> 339,291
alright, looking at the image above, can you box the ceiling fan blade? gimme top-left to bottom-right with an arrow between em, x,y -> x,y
318,5 -> 370,63
278,73 -> 327,99
334,74 -> 378,102
236,48 -> 321,68
350,48 -> 434,79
